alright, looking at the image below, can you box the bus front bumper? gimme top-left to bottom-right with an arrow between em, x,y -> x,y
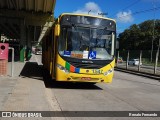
56,68 -> 114,83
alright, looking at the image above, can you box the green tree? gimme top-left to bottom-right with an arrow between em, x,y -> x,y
118,19 -> 160,50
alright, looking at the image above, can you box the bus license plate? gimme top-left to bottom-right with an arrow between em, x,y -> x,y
81,77 -> 91,80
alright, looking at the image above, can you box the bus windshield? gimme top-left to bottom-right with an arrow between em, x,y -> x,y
58,26 -> 115,60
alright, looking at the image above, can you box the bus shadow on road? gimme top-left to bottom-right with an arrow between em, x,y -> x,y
43,72 -> 102,90
45,81 -> 102,90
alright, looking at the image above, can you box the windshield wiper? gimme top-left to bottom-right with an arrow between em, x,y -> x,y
71,23 -> 77,30
96,27 -> 107,40
64,19 -> 78,30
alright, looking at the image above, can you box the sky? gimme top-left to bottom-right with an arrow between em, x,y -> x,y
54,0 -> 160,34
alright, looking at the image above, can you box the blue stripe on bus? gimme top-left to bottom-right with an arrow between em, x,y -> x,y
75,68 -> 80,73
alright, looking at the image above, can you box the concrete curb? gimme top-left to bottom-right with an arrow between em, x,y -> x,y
115,67 -> 160,80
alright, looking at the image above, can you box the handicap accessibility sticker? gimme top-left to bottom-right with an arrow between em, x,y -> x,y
89,51 -> 96,59
64,51 -> 71,57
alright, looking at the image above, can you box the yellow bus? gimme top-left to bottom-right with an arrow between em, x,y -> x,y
42,13 -> 116,83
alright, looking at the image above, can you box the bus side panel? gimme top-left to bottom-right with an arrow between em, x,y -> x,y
42,37 -> 48,69
42,36 -> 51,73
42,28 -> 57,80
46,37 -> 50,71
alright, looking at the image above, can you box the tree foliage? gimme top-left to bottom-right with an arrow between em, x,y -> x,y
118,19 -> 160,50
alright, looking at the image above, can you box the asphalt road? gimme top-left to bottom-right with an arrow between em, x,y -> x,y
45,71 -> 160,120
36,55 -> 160,120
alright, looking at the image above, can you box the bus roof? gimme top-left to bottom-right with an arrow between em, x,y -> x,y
58,13 -> 116,23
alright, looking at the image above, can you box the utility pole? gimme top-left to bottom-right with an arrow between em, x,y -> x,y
151,0 -> 156,62
154,38 -> 160,74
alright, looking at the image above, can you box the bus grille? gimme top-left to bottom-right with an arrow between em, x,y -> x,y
68,62 -> 104,69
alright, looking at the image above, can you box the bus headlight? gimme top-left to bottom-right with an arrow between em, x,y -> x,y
104,68 -> 113,76
57,64 -> 69,74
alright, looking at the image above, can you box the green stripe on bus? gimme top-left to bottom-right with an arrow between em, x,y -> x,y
65,62 -> 70,70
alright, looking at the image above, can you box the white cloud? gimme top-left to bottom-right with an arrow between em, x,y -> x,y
73,2 -> 102,16
116,10 -> 134,23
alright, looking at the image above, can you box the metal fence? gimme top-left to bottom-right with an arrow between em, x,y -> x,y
116,50 -> 160,75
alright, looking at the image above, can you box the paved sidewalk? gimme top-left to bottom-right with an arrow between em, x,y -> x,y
0,77 -> 17,111
0,55 -> 63,120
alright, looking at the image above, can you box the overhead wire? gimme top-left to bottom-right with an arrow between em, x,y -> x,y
121,0 -> 140,11
117,6 -> 160,19
109,0 -> 141,17
116,0 -> 160,35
